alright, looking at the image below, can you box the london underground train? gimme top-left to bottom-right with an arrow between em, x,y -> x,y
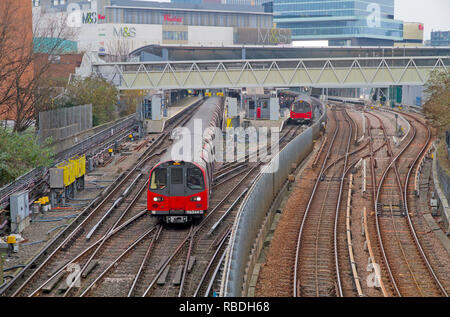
147,97 -> 223,224
290,95 -> 313,124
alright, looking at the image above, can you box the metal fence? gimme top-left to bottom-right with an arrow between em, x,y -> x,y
223,101 -> 327,297
0,98 -> 203,210
38,105 -> 92,143
0,114 -> 137,209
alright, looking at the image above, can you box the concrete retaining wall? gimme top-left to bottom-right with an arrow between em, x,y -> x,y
223,100 -> 327,297
434,149 -> 450,232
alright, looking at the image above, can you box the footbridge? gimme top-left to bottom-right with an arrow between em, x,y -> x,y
93,55 -> 449,90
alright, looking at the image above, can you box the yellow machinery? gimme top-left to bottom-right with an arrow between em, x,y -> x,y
56,161 -> 75,187
69,155 -> 86,180
50,155 -> 86,206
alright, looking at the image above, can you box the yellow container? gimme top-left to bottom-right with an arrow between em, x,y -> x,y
69,157 -> 80,179
57,162 -> 75,187
69,155 -> 86,179
79,155 -> 86,177
69,161 -> 76,184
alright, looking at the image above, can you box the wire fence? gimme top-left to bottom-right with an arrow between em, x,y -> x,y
0,114 -> 137,210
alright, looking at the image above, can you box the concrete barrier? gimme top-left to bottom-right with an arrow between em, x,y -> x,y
434,146 -> 450,233
222,100 -> 327,297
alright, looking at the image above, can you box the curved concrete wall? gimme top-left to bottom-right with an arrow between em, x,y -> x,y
223,101 -> 327,296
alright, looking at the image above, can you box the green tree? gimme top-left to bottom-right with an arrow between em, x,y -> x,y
423,70 -> 450,136
0,130 -> 53,186
119,90 -> 142,117
65,76 -> 119,126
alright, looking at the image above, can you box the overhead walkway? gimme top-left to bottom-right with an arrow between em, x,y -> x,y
93,56 -> 449,90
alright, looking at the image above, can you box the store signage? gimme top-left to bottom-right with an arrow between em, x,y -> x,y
82,12 -> 98,24
258,28 -> 290,44
67,3 -> 105,27
234,28 -> 291,45
164,14 -> 183,23
113,26 -> 137,38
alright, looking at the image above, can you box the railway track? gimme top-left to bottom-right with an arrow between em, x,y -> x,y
258,102 -> 448,297
132,124 -> 302,298
0,102 -> 202,297
368,110 -> 448,297
293,107 -> 354,297
2,110 -> 303,297
76,122 -> 302,297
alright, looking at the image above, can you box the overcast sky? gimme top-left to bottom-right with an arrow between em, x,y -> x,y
395,0 -> 450,40
138,0 -> 450,40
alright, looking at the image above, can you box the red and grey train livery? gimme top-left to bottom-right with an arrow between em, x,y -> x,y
147,97 -> 223,224
289,95 -> 313,124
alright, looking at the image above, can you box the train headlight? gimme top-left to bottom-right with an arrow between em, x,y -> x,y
153,197 -> 164,202
191,196 -> 201,202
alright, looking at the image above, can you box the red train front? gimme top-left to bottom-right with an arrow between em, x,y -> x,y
148,160 -> 209,224
290,96 -> 313,124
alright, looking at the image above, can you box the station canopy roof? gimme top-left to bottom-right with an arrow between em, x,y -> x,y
130,45 -> 450,62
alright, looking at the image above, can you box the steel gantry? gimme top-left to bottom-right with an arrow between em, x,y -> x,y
92,56 -> 449,90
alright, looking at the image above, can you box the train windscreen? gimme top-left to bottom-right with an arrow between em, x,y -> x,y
150,168 -> 167,190
187,167 -> 205,190
291,100 -> 310,113
171,168 -> 183,185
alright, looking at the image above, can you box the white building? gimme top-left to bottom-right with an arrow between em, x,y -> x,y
33,0 -> 288,56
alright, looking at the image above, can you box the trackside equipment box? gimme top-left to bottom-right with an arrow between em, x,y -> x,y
10,191 -> 30,233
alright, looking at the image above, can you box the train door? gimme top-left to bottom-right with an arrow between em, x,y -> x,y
248,99 -> 256,119
143,98 -> 152,119
260,99 -> 269,119
168,167 -> 185,210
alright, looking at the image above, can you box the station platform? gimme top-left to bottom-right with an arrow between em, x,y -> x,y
242,108 -> 290,132
146,96 -> 201,133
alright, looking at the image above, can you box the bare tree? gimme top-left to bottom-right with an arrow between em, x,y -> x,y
0,1 -> 78,132
105,38 -> 134,62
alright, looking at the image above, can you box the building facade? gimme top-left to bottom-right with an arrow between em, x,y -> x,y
0,0 -> 34,121
32,0 -> 287,56
172,0 -> 268,6
431,31 -> 450,47
395,22 -> 424,47
273,0 -> 403,46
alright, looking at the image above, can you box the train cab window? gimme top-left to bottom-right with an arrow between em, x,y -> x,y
187,167 -> 205,190
171,168 -> 183,185
292,101 -> 310,113
150,168 -> 167,190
